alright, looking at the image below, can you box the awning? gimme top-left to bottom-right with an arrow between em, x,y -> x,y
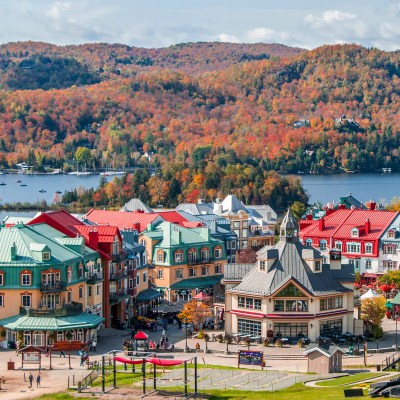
386,301 -> 393,308
136,288 -> 162,302
170,275 -> 223,291
392,292 -> 400,305
0,313 -> 104,331
230,310 -> 264,319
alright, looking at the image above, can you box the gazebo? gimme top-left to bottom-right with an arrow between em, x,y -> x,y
133,330 -> 148,351
360,289 -> 380,300
193,291 -> 211,301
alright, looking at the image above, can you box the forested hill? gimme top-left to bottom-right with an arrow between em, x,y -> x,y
1,42 -> 400,208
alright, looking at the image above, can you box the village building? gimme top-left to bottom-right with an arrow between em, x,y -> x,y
0,222 -> 103,348
299,207 -> 399,276
139,221 -> 227,303
224,210 -> 354,342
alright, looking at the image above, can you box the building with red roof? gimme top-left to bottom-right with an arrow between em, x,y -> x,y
299,208 -> 399,276
27,210 -> 135,329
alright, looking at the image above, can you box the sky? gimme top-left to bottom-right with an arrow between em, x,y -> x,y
1,0 -> 399,51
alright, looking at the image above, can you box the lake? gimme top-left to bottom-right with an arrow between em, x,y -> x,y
300,172 -> 400,205
0,173 -> 106,204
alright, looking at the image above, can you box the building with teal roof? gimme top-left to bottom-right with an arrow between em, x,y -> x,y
139,221 -> 227,303
0,222 -> 104,349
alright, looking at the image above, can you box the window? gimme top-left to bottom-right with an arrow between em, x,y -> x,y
201,266 -> 208,276
388,230 -> 396,238
238,297 -> 262,310
22,294 -> 31,307
78,265 -> 83,279
276,283 -> 305,297
242,240 -> 248,249
129,278 -> 134,289
187,268 -> 195,277
88,286 -> 92,297
315,261 -> 321,271
346,242 -> 361,253
157,251 -> 164,263
351,228 -> 359,237
79,286 -> 83,299
67,268 -> 72,282
243,229 -> 248,238
0,273 -> 3,286
335,241 -> 342,251
320,240 -> 327,251
233,221 -> 240,228
96,285 -> 101,296
365,243 -> 373,254
113,241 -> 120,255
43,252 -> 50,261
143,272 -> 147,283
136,273 -> 140,285
157,269 -> 163,279
366,260 -> 372,269
320,296 -> 343,311
237,319 -> 261,336
214,247 -> 222,258
231,241 -> 236,250
383,260 -> 398,270
188,250 -> 197,263
175,251 -> 184,262
259,260 -> 266,270
175,269 -> 183,279
214,264 -> 222,274
384,245 -> 397,255
305,239 -> 312,246
238,297 -> 245,307
0,294 -> 3,307
273,322 -> 308,338
67,290 -> 72,303
201,249 -> 210,262
21,274 -> 31,286
319,319 -> 342,337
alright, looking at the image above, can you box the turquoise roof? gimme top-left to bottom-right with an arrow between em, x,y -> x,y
170,275 -> 223,290
0,313 -> 104,331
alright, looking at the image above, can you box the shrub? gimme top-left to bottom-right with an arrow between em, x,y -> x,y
276,339 -> 283,348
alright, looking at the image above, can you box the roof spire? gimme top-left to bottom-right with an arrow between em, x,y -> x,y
279,208 -> 299,242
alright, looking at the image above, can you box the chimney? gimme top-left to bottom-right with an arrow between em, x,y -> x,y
319,218 -> 325,231
306,214 -> 313,221
339,204 -> 346,210
365,219 -> 371,234
10,242 -> 17,261
132,221 -> 140,232
369,201 -> 376,210
89,229 -> 99,248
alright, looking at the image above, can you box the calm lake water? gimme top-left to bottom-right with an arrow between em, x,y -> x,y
0,172 -> 398,215
300,173 -> 400,205
0,173 -> 106,205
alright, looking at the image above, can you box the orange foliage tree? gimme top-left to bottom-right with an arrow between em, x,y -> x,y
177,300 -> 212,330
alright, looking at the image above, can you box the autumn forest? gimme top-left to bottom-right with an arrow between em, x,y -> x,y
0,41 -> 400,209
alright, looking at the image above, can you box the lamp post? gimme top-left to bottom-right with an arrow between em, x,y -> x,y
396,313 -> 399,349
184,317 -> 189,352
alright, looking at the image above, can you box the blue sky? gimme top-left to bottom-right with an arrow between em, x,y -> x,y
1,0 -> 398,50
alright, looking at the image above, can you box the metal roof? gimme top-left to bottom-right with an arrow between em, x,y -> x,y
0,313 -> 104,331
170,275 -> 223,290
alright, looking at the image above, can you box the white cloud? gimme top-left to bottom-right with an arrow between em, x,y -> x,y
247,27 -> 290,43
46,2 -> 71,20
217,33 -> 240,43
304,10 -> 356,29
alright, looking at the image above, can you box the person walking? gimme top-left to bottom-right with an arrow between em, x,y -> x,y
60,350 -> 66,357
91,339 -> 97,352
28,373 -> 33,388
36,374 -> 41,387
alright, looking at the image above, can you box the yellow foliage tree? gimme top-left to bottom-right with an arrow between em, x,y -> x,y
177,300 -> 212,330
360,296 -> 386,337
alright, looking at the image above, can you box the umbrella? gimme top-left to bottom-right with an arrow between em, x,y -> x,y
133,331 -> 148,340
193,291 -> 211,300
380,284 -> 392,293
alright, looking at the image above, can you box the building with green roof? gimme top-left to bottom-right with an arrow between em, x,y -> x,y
139,221 -> 227,303
0,222 -> 103,349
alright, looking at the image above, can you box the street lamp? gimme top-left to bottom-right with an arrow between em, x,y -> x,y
184,317 -> 189,352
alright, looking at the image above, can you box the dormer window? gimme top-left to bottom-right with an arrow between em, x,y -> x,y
305,239 -> 312,246
351,228 -> 359,237
320,240 -> 327,251
315,260 -> 321,271
157,250 -> 164,263
259,260 -> 266,271
388,230 -> 396,238
43,251 -> 50,261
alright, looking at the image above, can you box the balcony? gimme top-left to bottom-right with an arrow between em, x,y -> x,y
109,290 -> 130,305
40,281 -> 67,293
188,258 -> 210,265
86,272 -> 104,284
110,269 -> 131,281
19,302 -> 83,317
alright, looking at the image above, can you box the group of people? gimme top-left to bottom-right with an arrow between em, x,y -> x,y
78,350 -> 89,366
148,333 -> 174,350
28,373 -> 40,388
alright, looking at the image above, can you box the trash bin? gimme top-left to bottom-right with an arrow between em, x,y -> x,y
377,365 -> 381,371
348,346 -> 354,356
7,361 -> 14,370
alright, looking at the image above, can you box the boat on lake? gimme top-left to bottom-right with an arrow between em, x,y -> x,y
0,183 -> 6,186
39,189 -> 46,193
20,184 -> 27,187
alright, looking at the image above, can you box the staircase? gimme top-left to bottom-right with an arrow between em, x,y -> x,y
97,328 -> 124,339
382,351 -> 400,371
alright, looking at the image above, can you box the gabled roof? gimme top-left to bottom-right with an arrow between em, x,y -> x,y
157,211 -> 189,225
175,203 -> 214,216
85,209 -> 160,232
74,225 -> 121,244
220,195 -> 248,214
300,209 -> 398,240
120,198 -> 153,213
303,345 -> 345,357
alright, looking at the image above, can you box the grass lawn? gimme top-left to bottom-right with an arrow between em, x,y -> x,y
315,372 -> 386,386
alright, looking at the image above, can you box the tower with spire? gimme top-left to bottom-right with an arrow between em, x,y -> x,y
279,208 -> 298,242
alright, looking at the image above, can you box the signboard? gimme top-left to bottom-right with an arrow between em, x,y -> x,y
238,350 -> 264,369
23,352 -> 40,363
330,250 -> 341,260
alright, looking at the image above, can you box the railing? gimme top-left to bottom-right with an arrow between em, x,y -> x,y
78,370 -> 99,392
110,290 -> 129,304
20,302 -> 83,317
110,270 -> 130,280
188,259 -> 210,265
40,281 -> 67,292
86,272 -> 103,283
